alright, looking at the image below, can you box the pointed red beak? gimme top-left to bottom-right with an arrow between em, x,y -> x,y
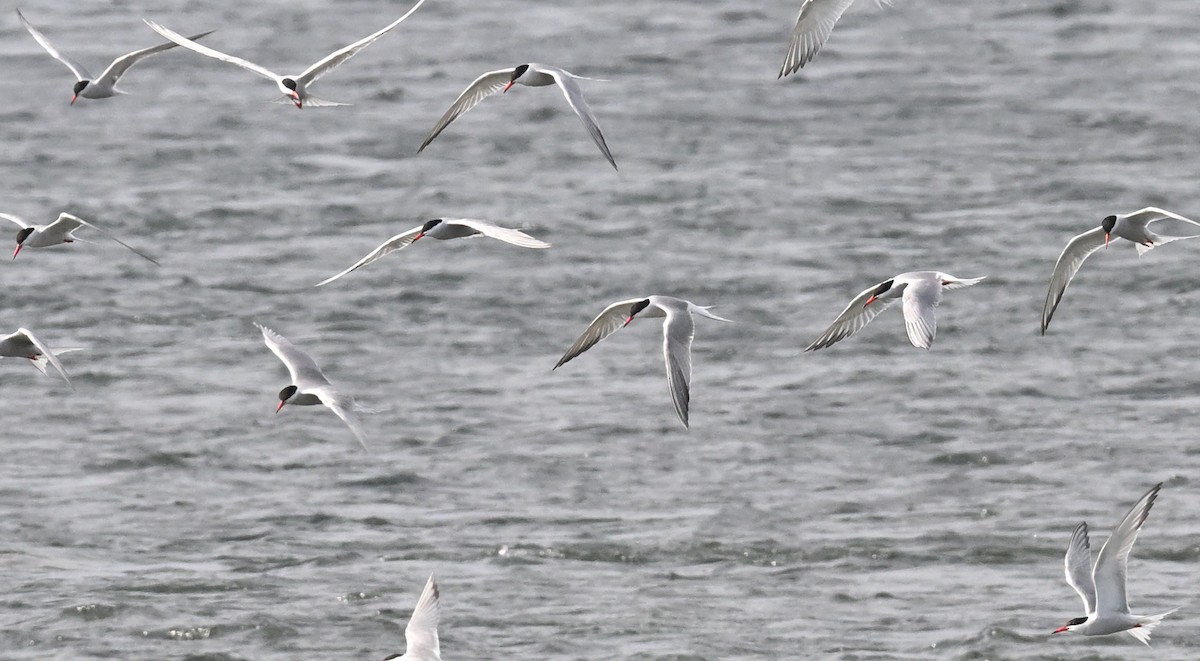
1052,626 -> 1069,634
503,80 -> 515,93
1104,232 -> 1110,248
12,244 -> 22,260
70,94 -> 78,106
623,316 -> 634,327
275,400 -> 285,414
412,232 -> 425,243
864,295 -> 877,307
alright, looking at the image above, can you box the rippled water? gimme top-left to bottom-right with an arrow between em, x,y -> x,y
2,0 -> 1199,658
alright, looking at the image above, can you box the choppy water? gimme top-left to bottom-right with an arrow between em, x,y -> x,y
2,0 -> 1199,658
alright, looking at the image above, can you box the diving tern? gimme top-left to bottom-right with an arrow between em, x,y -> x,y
0,328 -> 78,389
256,323 -> 370,451
1,212 -> 159,264
381,575 -> 442,661
417,63 -> 619,170
806,272 -> 985,350
143,0 -> 426,108
553,296 -> 732,428
779,0 -> 895,78
1041,207 -> 1200,334
1054,482 -> 1177,645
16,9 -> 211,104
316,218 -> 550,287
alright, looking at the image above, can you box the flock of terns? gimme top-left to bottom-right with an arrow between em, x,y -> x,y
6,0 -> 1191,654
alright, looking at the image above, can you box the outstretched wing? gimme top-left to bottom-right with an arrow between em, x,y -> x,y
17,9 -> 91,80
900,278 -> 942,350
314,224 -> 424,286
417,69 -> 512,153
143,19 -> 280,80
543,67 -> 618,171
52,213 -> 160,265
95,30 -> 214,88
16,328 -> 74,390
661,303 -> 695,428
1040,227 -> 1106,335
1064,522 -> 1097,615
403,575 -> 441,661
554,298 -> 646,369
445,219 -> 550,248
805,278 -> 900,351
1092,483 -> 1162,615
309,385 -> 370,452
255,322 -> 330,387
778,0 -> 858,77
0,213 -> 32,229
297,0 -> 427,84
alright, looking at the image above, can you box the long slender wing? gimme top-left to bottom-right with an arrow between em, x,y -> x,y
143,20 -> 279,80
17,9 -> 91,80
403,575 -> 441,661
54,214 -> 160,265
310,386 -> 370,452
417,69 -> 513,153
444,219 -> 550,248
95,30 -> 214,88
1040,227 -> 1106,335
1092,483 -> 1162,615
553,298 -> 645,369
543,67 -> 618,171
900,278 -> 941,350
661,304 -> 695,428
778,0 -> 857,77
16,328 -> 73,390
1064,522 -> 1097,615
0,213 -> 31,229
30,348 -> 84,377
1128,206 -> 1200,229
255,322 -> 330,387
314,224 -> 423,286
297,0 -> 427,84
805,279 -> 900,351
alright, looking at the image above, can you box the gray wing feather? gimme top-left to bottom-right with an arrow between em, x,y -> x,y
900,278 -> 941,350
1064,522 -> 1097,615
298,0 -> 426,84
447,219 -> 550,248
256,322 -> 330,387
661,304 -> 694,428
1041,227 -> 1106,335
17,9 -> 91,80
805,279 -> 900,351
553,298 -> 644,369
55,214 -> 160,265
95,30 -> 214,88
403,576 -> 442,661
778,0 -> 857,77
0,213 -> 31,229
544,67 -> 618,170
1092,483 -> 1161,615
310,387 -> 370,452
417,69 -> 512,153
16,328 -> 73,389
314,225 -> 424,286
143,19 -> 279,80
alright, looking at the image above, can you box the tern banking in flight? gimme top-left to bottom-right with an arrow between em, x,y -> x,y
0,328 -> 78,389
256,323 -> 370,451
778,0 -> 895,78
417,63 -> 619,170
143,0 -> 426,108
315,218 -> 550,286
1,212 -> 159,264
16,9 -> 211,104
380,576 -> 442,661
806,272 -> 985,350
1054,483 -> 1177,645
553,296 -> 732,428
1040,207 -> 1200,334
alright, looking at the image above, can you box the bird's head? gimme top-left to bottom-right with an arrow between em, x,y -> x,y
624,298 -> 651,327
412,218 -> 443,242
13,227 -> 35,260
504,64 -> 530,93
864,279 -> 894,306
1052,616 -> 1088,634
276,385 -> 298,413
281,78 -> 301,108
1100,215 -> 1117,248
71,80 -> 89,105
